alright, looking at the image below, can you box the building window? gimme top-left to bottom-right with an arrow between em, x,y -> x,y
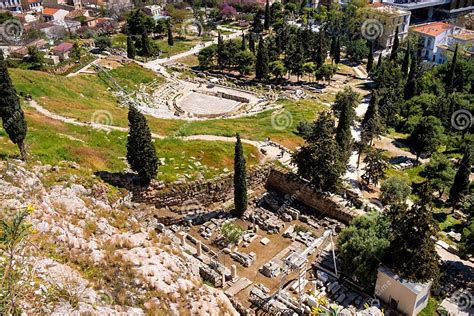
416,294 -> 429,308
427,38 -> 432,49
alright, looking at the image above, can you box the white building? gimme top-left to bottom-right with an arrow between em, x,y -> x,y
435,28 -> 474,63
0,0 -> 22,11
411,21 -> 473,63
375,266 -> 432,316
42,7 -> 69,22
364,3 -> 412,52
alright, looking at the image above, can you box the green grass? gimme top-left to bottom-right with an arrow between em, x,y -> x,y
385,165 -> 425,185
105,62 -> 163,92
11,67 -> 328,148
111,33 -> 127,49
154,38 -> 200,57
174,99 -> 327,149
0,108 -> 258,182
437,214 -> 462,231
419,297 -> 440,316
10,64 -> 164,129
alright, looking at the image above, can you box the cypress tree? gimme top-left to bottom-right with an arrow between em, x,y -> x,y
445,43 -> 458,91
401,41 -> 410,77
234,133 -> 247,215
336,98 -> 355,164
376,52 -> 382,69
390,26 -> 399,60
249,32 -> 256,53
141,29 -> 152,59
334,37 -> 340,65
252,12 -> 263,33
255,36 -> 269,80
330,36 -> 337,60
367,41 -> 374,73
404,54 -> 418,100
241,32 -> 246,51
126,106 -> 158,185
127,35 -> 136,59
315,34 -> 325,68
449,145 -> 471,207
0,50 -> 27,161
361,92 -> 383,146
264,0 -> 270,30
217,33 -> 225,69
167,22 -> 174,46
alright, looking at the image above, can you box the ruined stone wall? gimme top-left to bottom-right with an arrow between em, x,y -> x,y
136,164 -> 272,208
265,168 -> 360,224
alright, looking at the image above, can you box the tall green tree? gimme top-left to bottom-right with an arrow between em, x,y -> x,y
380,177 -> 411,206
449,145 -> 472,207
445,43 -> 458,92
255,37 -> 269,80
292,112 -> 346,193
360,92 -> 383,146
127,35 -> 136,59
376,53 -> 382,69
404,53 -> 418,100
248,32 -> 256,54
421,153 -> 455,198
335,93 -> 355,164
330,36 -> 337,61
384,202 -> 440,285
167,21 -> 174,46
140,29 -> 153,59
264,0 -> 270,30
252,12 -> 263,33
367,41 -> 374,73
362,148 -> 388,186
0,51 -> 27,160
390,26 -> 399,60
217,33 -> 225,69
338,211 -> 390,286
401,41 -> 410,77
126,106 -> 158,185
409,116 -> 445,161
334,37 -> 340,65
234,134 -> 248,215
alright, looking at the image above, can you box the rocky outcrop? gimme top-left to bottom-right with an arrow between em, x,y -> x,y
0,161 -> 238,315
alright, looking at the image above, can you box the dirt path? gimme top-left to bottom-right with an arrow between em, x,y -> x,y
27,100 -> 294,167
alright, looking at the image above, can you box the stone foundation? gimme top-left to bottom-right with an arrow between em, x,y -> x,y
265,168 -> 360,223
136,166 -> 360,223
136,164 -> 272,208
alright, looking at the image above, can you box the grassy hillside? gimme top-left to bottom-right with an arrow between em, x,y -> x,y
11,66 -> 328,147
0,107 -> 258,182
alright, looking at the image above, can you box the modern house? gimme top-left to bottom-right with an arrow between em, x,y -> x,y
409,21 -> 471,63
375,266 -> 432,316
42,7 -> 69,22
435,28 -> 474,63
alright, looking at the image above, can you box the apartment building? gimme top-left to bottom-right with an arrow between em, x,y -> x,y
364,3 -> 412,52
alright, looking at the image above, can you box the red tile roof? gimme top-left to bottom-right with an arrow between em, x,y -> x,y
411,22 -> 455,37
53,42 -> 73,53
43,7 -> 60,15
